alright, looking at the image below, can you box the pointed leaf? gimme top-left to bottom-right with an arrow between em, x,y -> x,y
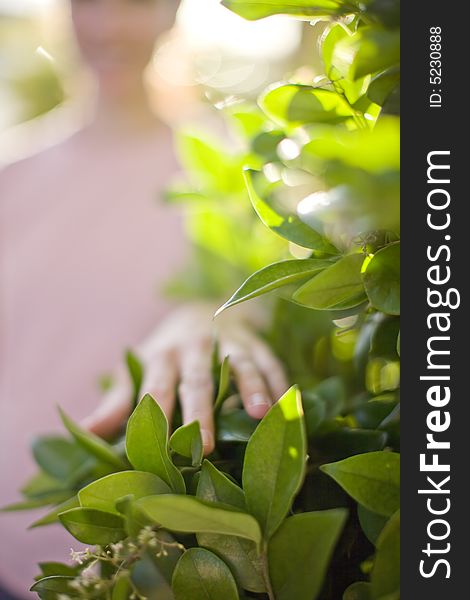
172,548 -> 238,600
136,494 -> 262,547
243,386 -> 307,538
126,349 -> 144,410
216,259 -> 335,315
79,470 -> 171,515
222,0 -> 360,20
59,408 -> 126,470
269,509 -> 347,600
169,421 -> 204,467
197,460 -> 245,510
321,451 -> 400,517
30,576 -> 79,599
214,356 -> 231,413
126,395 -> 185,493
59,507 -> 126,545
293,253 -> 367,310
29,496 -> 80,529
244,169 -> 338,253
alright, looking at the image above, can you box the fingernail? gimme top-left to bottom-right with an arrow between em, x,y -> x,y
249,393 -> 270,408
201,429 -> 214,451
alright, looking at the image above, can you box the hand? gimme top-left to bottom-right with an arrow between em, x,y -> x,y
81,303 -> 288,454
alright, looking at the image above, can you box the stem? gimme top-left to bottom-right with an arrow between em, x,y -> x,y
261,546 -> 276,600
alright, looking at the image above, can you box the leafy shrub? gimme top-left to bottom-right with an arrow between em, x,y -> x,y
6,1 -> 400,598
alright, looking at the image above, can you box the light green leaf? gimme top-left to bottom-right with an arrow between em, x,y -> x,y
38,562 -> 81,578
29,496 -> 80,529
243,386 -> 306,539
30,576 -> 79,599
216,258 -> 335,316
222,0 -> 361,20
244,169 -> 338,253
136,494 -> 262,547
214,356 -> 231,413
126,349 -> 144,410
269,509 -> 347,600
169,421 -> 204,467
59,507 -> 126,545
332,27 -> 400,80
32,436 -> 89,481
260,84 -> 356,127
126,394 -> 185,493
79,470 -> 171,515
363,242 -> 400,315
302,116 -> 400,173
321,451 -> 400,517
371,510 -> 400,599
293,253 -> 367,310
59,408 -> 126,470
172,548 -> 239,600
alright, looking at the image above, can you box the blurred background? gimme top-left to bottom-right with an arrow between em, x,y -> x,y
0,0 -> 325,163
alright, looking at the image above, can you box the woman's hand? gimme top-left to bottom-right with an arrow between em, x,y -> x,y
81,303 -> 288,455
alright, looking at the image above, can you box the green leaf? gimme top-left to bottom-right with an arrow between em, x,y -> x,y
343,581 -> 373,600
293,253 -> 367,310
59,408 -> 126,470
216,259 -> 336,315
20,471 -> 66,499
217,408 -> 259,442
332,27 -> 400,80
269,509 -> 347,600
136,494 -> 262,547
244,169 -> 338,253
371,510 -> 400,599
59,507 -> 127,545
126,349 -> 144,410
357,504 -> 388,546
243,386 -> 306,539
196,461 -> 264,592
112,573 -> 132,600
172,548 -> 239,600
32,436 -> 89,481
38,562 -> 81,578
197,532 -> 265,593
363,242 -> 400,315
126,394 -> 185,493
214,356 -> 231,413
260,84 -> 356,127
30,576 -> 79,599
302,116 -> 400,173
367,68 -> 400,107
2,491 -> 72,512
321,451 -> 400,517
197,460 -> 245,510
79,470 -> 171,515
222,0 -> 361,20
29,496 -> 80,529
169,421 -> 204,467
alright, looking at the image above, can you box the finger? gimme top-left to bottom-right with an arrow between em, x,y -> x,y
81,382 -> 132,439
250,342 -> 289,400
141,351 -> 178,423
229,352 -> 272,420
178,342 -> 215,455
